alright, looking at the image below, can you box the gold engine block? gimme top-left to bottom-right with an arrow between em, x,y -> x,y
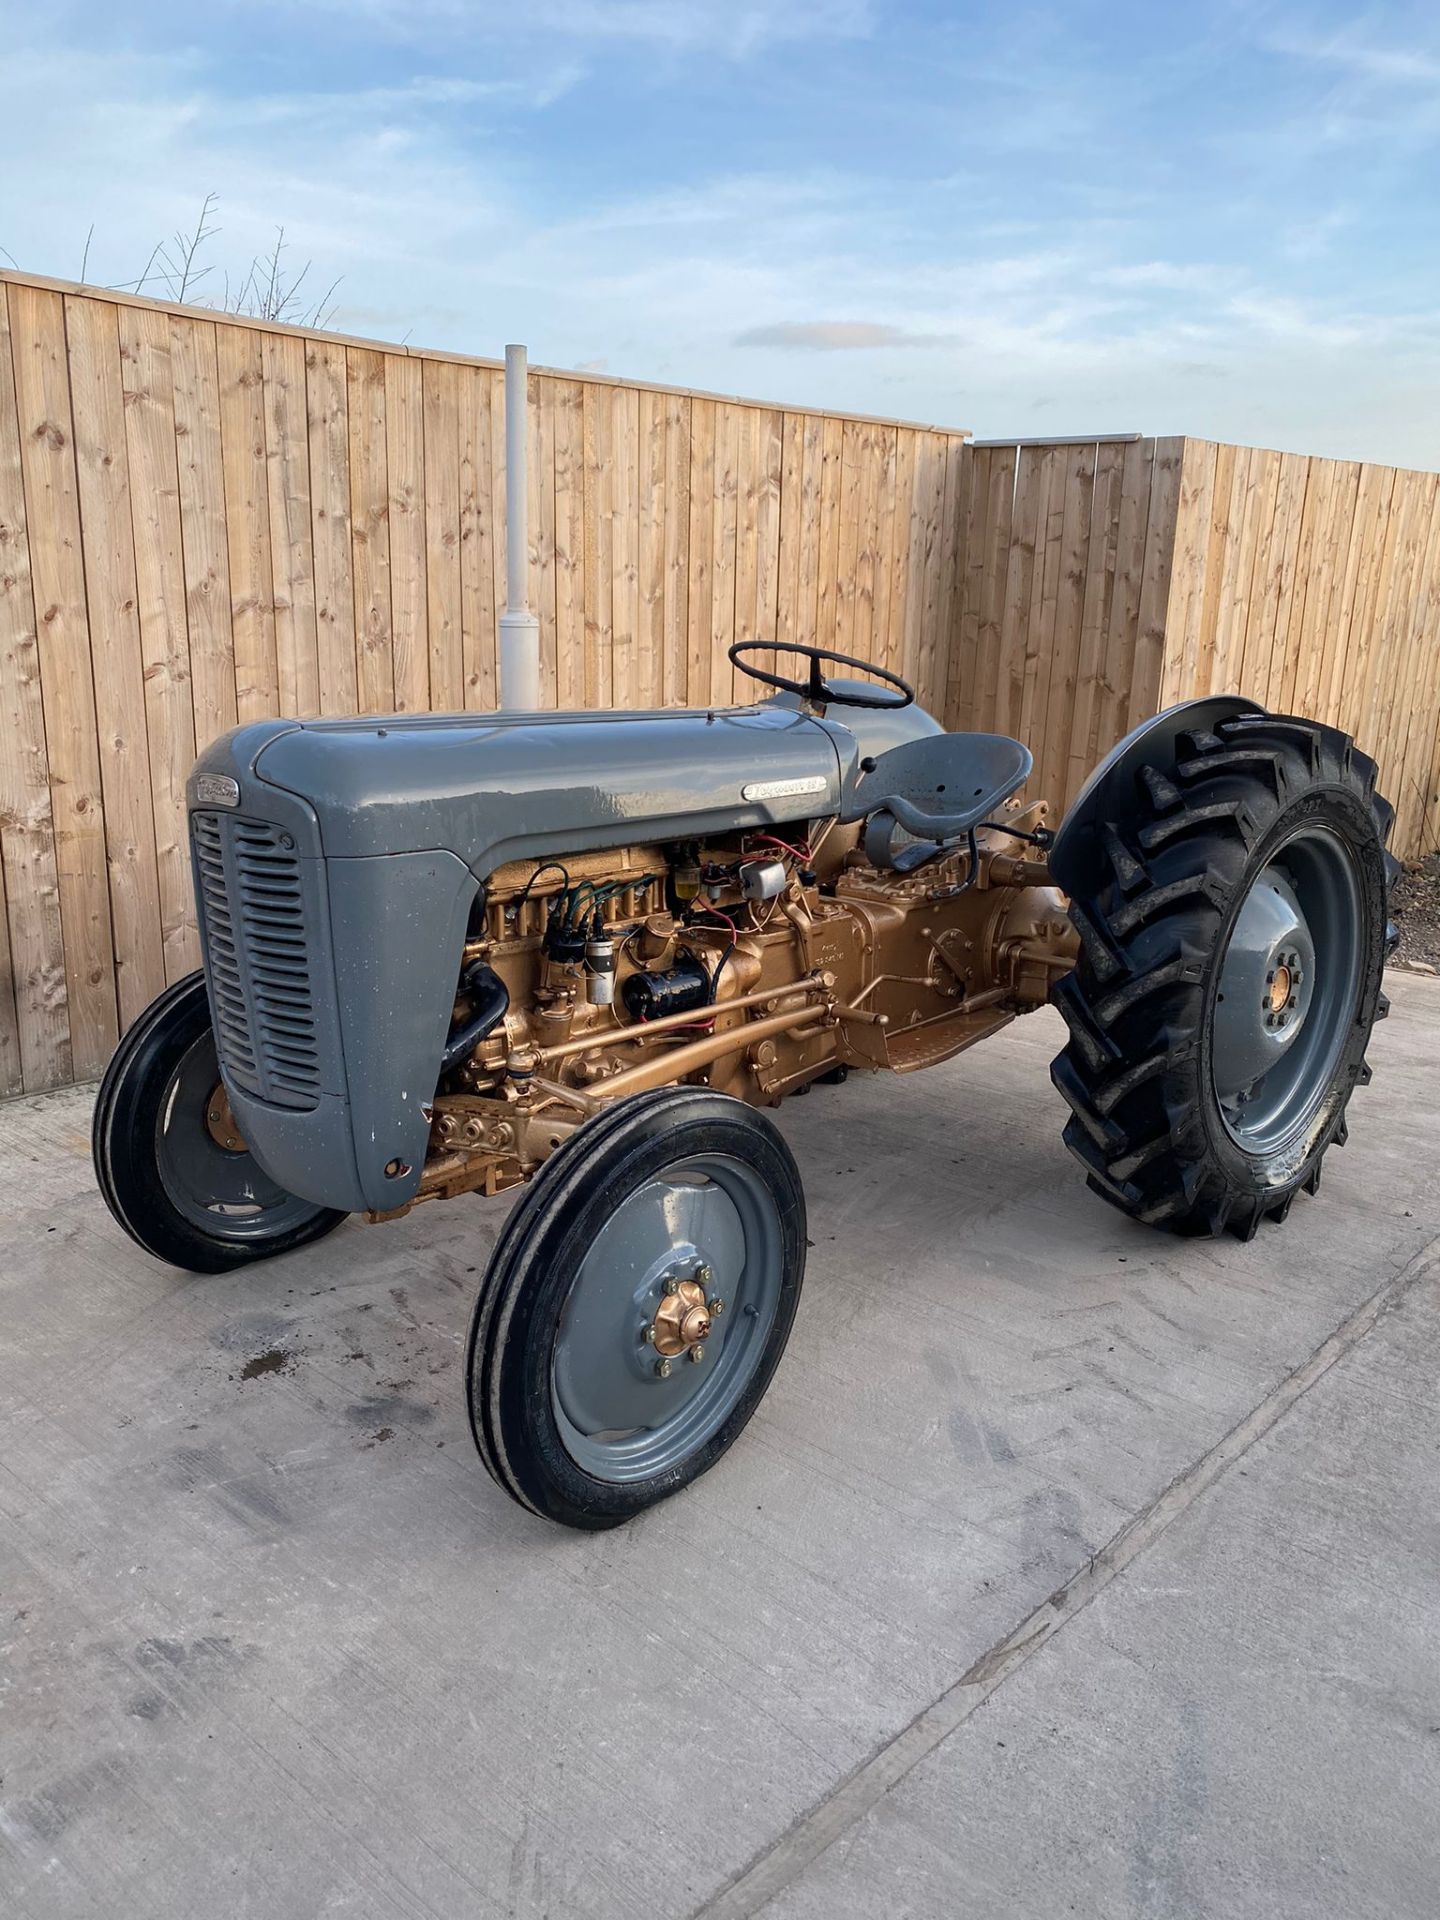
376,811 -> 1078,1221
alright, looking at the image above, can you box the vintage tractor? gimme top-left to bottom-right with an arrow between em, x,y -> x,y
93,643 -> 1394,1528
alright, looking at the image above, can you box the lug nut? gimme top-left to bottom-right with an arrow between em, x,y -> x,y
642,1325 -> 656,1345
656,1358 -> 672,1379
708,1297 -> 726,1317
690,1345 -> 705,1364
696,1263 -> 713,1286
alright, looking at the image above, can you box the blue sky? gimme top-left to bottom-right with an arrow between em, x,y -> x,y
3,2 -> 1438,465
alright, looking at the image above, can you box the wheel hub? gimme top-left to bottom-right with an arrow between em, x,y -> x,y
204,1083 -> 247,1154
650,1276 -> 714,1358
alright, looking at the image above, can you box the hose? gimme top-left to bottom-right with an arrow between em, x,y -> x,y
440,961 -> 511,1077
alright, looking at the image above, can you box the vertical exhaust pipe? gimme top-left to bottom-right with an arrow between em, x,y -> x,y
499,343 -> 541,710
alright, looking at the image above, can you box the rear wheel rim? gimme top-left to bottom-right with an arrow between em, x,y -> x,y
156,1030 -> 325,1242
550,1152 -> 785,1483
1211,824 -> 1363,1154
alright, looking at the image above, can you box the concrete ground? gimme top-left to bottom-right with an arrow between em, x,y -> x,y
2,975 -> 1437,1920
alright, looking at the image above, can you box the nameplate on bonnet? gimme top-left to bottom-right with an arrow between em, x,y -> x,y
193,774 -> 241,808
740,775 -> 829,803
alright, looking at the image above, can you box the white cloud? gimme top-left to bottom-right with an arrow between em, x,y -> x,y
734,321 -> 957,350
1269,27 -> 1440,88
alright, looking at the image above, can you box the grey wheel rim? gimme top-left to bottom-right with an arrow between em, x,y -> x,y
1211,825 -> 1363,1153
156,1031 -> 324,1241
550,1153 -> 786,1484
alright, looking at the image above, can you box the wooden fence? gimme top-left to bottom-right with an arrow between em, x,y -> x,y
1,271 -> 1438,1098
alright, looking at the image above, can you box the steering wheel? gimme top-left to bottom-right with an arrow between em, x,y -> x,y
729,641 -> 915,711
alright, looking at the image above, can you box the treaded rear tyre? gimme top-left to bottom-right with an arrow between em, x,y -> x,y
1050,711 -> 1394,1240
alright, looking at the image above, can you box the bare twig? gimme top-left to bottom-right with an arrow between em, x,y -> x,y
174,193 -> 220,303
13,196 -> 343,333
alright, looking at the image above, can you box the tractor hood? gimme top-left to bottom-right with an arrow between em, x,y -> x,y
191,692 -> 944,871
194,703 -> 862,872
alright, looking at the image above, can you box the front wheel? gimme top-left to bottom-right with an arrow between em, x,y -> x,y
466,1087 -> 806,1528
1051,711 -> 1393,1239
92,972 -> 348,1273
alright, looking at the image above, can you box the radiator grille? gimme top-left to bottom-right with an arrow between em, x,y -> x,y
191,811 -> 322,1110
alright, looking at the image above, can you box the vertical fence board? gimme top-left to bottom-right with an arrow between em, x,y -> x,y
459,368 -> 496,713
0,286 -> 69,1088
1130,437 -> 1183,731
10,284 -> 118,1072
385,356 -> 428,714
217,324 -> 279,723
1388,480 -> 1440,852
347,347 -> 394,714
685,399 -> 715,708
307,341 -> 357,714
583,383 -> 614,709
171,316 -> 237,754
937,440 -> 971,720
420,360 -> 461,713
65,296 -> 166,1029
262,333 -> 321,721
885,429 -> 915,686
636,390 -> 666,710
553,379 -> 586,709
947,441 -> 984,728
487,370 -> 508,692
776,410 -> 805,654
710,404 -> 740,705
1067,440 -> 1126,792
660,395 -> 690,707
1276,456 -> 1320,715
532,375 -> 559,706
610,387 -> 639,709
119,303 -> 198,982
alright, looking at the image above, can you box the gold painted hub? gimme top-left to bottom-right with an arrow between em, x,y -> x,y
1267,964 -> 1293,1014
651,1279 -> 712,1359
204,1084 -> 247,1154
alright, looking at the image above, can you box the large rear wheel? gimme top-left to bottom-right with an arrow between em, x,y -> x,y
1051,711 -> 1393,1238
92,973 -> 348,1273
466,1087 -> 806,1528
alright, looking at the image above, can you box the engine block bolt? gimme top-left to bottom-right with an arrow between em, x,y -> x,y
656,1358 -> 672,1379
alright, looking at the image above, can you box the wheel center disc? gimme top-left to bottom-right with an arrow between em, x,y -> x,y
1211,827 -> 1362,1154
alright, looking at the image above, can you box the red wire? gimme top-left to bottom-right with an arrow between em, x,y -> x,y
751,833 -> 811,863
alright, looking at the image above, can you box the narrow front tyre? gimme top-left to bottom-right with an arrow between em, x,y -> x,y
92,972 -> 348,1273
466,1087 -> 806,1528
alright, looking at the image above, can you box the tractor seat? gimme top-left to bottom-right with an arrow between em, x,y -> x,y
840,732 -> 1033,872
